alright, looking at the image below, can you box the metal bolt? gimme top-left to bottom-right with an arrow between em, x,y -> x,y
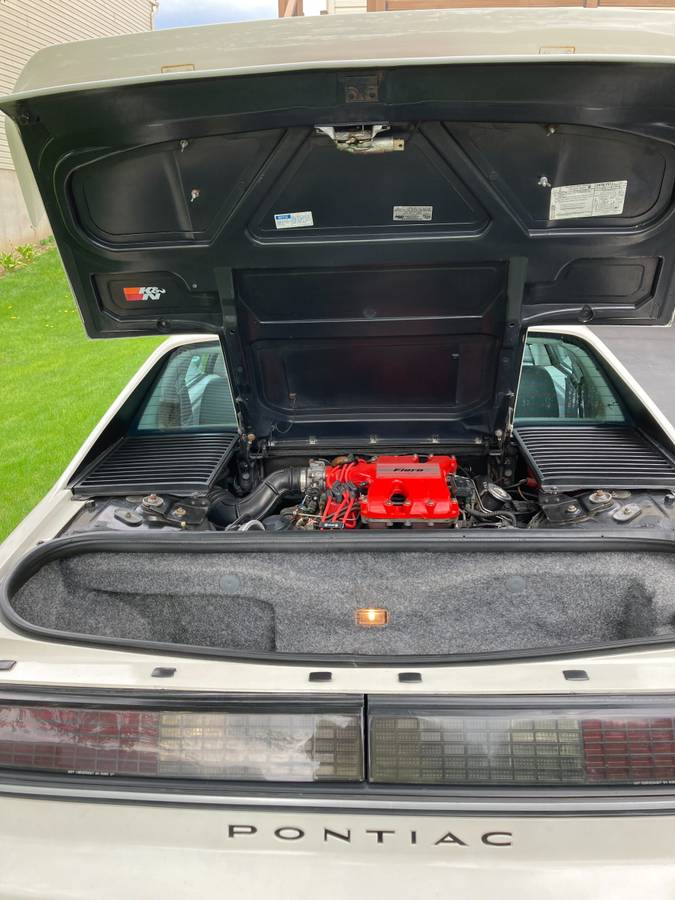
579,305 -> 594,324
566,504 -> 578,514
538,175 -> 552,188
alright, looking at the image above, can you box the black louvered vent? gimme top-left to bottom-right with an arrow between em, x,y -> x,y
73,433 -> 237,497
515,425 -> 675,491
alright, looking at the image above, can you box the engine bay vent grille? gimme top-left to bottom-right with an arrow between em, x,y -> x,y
515,425 -> 675,491
73,432 -> 237,497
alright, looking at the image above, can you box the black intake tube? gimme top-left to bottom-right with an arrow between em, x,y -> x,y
209,467 -> 307,527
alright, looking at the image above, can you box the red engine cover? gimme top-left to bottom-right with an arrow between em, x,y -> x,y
323,455 -> 459,527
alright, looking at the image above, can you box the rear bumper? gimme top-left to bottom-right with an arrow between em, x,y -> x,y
3,794 -> 675,900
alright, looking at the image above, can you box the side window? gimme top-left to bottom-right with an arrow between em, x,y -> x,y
136,342 -> 238,431
515,335 -> 625,423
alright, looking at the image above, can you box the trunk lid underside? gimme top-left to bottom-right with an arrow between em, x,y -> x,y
3,62 -> 675,443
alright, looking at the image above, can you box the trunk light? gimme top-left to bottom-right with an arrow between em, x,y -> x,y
369,707 -> 675,786
356,608 -> 389,626
0,704 -> 364,782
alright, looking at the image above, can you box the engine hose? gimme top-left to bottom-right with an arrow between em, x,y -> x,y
467,507 -> 518,526
209,467 -> 307,527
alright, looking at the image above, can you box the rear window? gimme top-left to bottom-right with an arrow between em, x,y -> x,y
136,343 -> 237,432
515,335 -> 625,423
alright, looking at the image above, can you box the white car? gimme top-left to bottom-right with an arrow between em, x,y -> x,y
4,8 -> 675,898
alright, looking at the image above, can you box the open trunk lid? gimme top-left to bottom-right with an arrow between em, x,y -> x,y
2,10 -> 675,446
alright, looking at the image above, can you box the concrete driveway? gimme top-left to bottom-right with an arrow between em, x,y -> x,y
592,326 -> 675,425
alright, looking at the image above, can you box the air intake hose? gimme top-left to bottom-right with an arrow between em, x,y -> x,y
209,467 -> 307,527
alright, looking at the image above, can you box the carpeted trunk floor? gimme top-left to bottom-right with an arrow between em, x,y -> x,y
10,550 -> 675,655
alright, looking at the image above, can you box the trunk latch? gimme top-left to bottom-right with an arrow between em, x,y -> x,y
315,123 -> 405,154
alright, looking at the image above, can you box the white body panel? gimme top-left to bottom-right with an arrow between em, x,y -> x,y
3,801 -> 675,900
8,8 -> 675,102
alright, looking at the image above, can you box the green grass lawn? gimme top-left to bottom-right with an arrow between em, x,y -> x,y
0,249 -> 161,541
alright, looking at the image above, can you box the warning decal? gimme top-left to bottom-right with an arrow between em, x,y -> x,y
393,205 -> 433,222
549,180 -> 627,221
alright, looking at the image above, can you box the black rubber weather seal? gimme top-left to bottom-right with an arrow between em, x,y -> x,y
3,529 -> 675,667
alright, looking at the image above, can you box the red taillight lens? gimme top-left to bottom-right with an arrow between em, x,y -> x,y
0,703 -> 364,782
582,718 -> 675,783
369,706 -> 675,786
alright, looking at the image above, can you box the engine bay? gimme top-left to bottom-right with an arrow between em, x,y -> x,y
65,445 -> 675,538
61,326 -> 675,540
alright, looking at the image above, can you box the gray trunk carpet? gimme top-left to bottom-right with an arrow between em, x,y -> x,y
10,550 -> 675,655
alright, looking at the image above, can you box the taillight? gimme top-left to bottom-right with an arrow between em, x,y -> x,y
4,695 -> 675,789
0,701 -> 364,782
369,703 -> 675,786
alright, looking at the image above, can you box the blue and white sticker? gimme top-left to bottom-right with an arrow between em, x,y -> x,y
274,210 -> 314,230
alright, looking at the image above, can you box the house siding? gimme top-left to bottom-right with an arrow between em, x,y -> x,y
0,0 -> 153,245
326,0 -> 368,12
1,0 -> 154,171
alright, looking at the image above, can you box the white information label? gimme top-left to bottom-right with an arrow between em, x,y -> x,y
274,210 -> 314,229
549,180 -> 627,221
393,205 -> 433,222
